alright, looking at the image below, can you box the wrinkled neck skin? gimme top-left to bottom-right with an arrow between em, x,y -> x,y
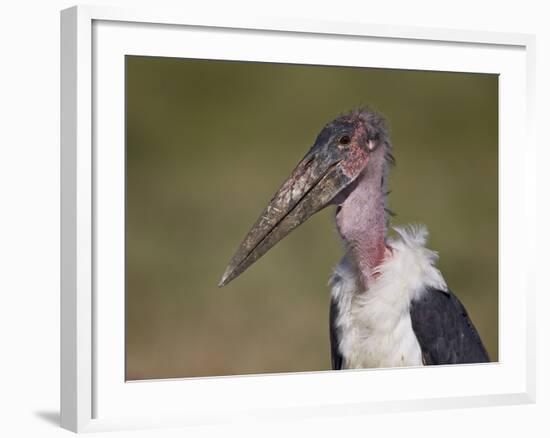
335,154 -> 388,289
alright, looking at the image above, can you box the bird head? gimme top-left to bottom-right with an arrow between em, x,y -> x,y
219,108 -> 392,287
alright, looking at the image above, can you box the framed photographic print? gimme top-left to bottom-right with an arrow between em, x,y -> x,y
60,5 -> 536,433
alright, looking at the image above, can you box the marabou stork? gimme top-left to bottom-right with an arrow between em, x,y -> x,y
219,108 -> 489,369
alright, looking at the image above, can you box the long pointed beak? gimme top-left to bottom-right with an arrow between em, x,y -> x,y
219,150 -> 352,287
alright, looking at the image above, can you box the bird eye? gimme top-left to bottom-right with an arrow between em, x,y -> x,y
338,135 -> 351,146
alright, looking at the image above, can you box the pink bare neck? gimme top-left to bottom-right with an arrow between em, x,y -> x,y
335,154 -> 388,288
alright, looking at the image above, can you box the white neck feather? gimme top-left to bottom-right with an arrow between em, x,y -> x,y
330,225 -> 447,368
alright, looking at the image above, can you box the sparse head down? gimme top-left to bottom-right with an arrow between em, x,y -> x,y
219,108 -> 394,287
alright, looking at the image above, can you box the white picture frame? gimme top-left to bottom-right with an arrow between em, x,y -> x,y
60,4 -> 536,433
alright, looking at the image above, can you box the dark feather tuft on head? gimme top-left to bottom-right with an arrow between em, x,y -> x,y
384,150 -> 396,167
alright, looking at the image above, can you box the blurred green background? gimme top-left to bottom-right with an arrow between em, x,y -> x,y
126,56 -> 498,380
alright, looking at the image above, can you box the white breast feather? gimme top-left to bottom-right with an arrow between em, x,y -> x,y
330,225 -> 448,369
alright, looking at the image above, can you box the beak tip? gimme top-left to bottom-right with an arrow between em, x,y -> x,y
218,267 -> 233,288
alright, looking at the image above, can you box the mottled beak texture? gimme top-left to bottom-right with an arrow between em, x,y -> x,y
219,111 -> 377,287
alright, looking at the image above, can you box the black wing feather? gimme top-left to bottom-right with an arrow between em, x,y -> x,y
410,287 -> 490,365
329,297 -> 344,370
